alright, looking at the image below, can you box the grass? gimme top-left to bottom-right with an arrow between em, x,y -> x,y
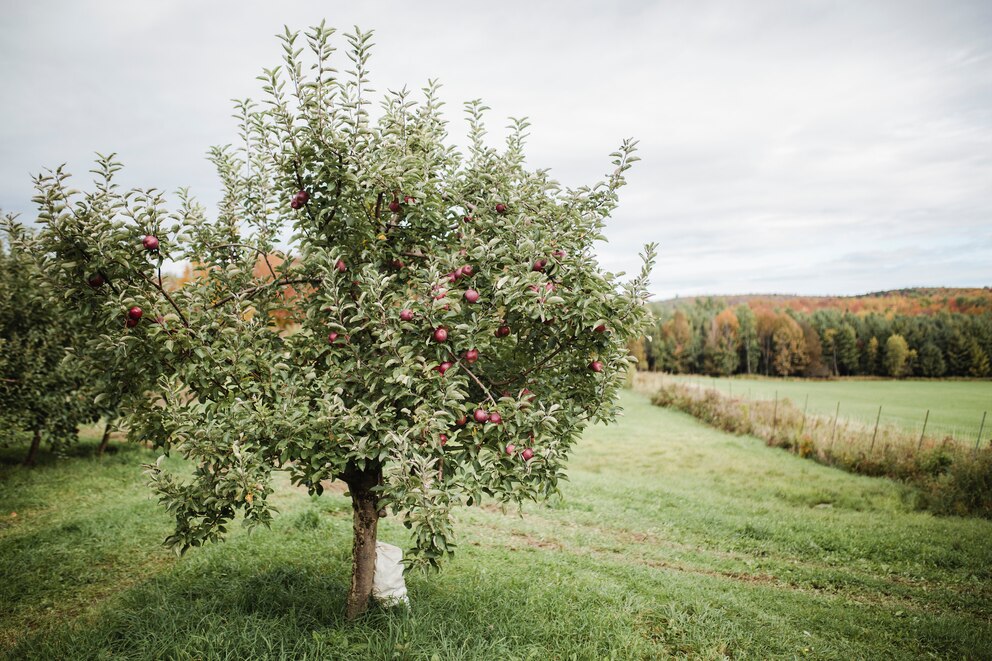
648,373 -> 992,442
2,392 -> 991,659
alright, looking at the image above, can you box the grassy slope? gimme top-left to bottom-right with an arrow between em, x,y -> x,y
660,374 -> 992,440
1,393 -> 990,660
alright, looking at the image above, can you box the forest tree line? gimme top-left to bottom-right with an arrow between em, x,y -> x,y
634,298 -> 992,378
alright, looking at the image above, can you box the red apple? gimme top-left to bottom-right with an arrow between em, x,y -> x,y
463,215 -> 473,223
437,361 -> 453,375
125,317 -> 138,328
439,434 -> 448,447
532,258 -> 547,272
433,327 -> 448,342
142,235 -> 159,251
391,259 -> 404,270
522,448 -> 534,461
403,195 -> 415,204
335,259 -> 346,273
291,190 -> 309,209
521,388 -> 536,402
456,415 -> 467,426
399,309 -> 414,322
464,348 -> 479,364
447,272 -> 458,283
495,203 -> 507,214
545,282 -> 555,292
505,443 -> 516,455
495,325 -> 511,338
464,289 -> 480,303
473,409 -> 489,423
594,324 -> 607,333
461,265 -> 473,277
127,306 -> 143,320
552,249 -> 566,258
489,412 -> 502,425
388,199 -> 401,213
87,274 -> 105,289
589,360 -> 604,372
327,332 -> 339,344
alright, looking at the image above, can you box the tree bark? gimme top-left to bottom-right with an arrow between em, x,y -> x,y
342,462 -> 382,620
23,429 -> 41,467
97,419 -> 113,457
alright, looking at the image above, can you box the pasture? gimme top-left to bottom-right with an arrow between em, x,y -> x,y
2,391 -> 990,659
649,373 -> 992,443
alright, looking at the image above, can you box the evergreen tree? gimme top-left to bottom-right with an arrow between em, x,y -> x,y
947,329 -> 972,376
968,338 -> 991,377
917,342 -> 946,377
836,323 -> 859,375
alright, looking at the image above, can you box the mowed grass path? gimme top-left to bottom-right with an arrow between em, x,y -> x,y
1,392 -> 990,659
659,373 -> 992,441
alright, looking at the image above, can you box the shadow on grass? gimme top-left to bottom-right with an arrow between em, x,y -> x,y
0,435 -> 138,470
6,525 -> 651,660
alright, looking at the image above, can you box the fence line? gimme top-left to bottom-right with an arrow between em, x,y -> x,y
633,372 -> 990,450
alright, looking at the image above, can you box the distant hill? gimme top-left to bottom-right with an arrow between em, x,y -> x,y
653,287 -> 992,316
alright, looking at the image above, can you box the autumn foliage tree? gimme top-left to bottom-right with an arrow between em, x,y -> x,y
9,26 -> 655,618
702,307 -> 739,376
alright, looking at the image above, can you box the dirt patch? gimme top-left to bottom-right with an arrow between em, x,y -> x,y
510,530 -> 563,551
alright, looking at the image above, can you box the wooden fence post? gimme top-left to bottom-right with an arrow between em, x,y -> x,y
799,394 -> 809,435
869,405 -> 882,453
829,401 -> 840,451
977,412 -> 988,452
772,391 -> 778,435
917,409 -> 929,452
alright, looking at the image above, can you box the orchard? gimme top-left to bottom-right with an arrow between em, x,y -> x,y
6,25 -> 654,619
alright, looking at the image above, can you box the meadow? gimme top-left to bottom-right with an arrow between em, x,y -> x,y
2,391 -> 990,659
648,373 -> 992,443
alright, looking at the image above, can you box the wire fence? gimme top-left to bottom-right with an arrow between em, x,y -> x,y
633,372 -> 991,451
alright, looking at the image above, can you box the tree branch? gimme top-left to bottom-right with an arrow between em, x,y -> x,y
211,277 -> 321,309
141,272 -> 190,328
492,342 -> 567,387
451,352 -> 497,405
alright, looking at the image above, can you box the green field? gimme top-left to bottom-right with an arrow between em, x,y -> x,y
650,373 -> 992,442
2,391 -> 990,659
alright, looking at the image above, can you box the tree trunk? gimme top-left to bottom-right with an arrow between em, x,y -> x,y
23,429 -> 41,467
97,419 -> 113,456
342,462 -> 382,620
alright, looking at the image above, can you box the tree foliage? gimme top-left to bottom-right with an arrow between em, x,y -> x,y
0,226 -> 99,464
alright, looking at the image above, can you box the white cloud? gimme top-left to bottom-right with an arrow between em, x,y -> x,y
2,0 -> 990,298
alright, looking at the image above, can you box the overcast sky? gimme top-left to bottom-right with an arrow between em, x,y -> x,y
1,1 -> 989,299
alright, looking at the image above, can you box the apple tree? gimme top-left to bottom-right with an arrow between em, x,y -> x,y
11,25 -> 655,618
0,222 -> 102,465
